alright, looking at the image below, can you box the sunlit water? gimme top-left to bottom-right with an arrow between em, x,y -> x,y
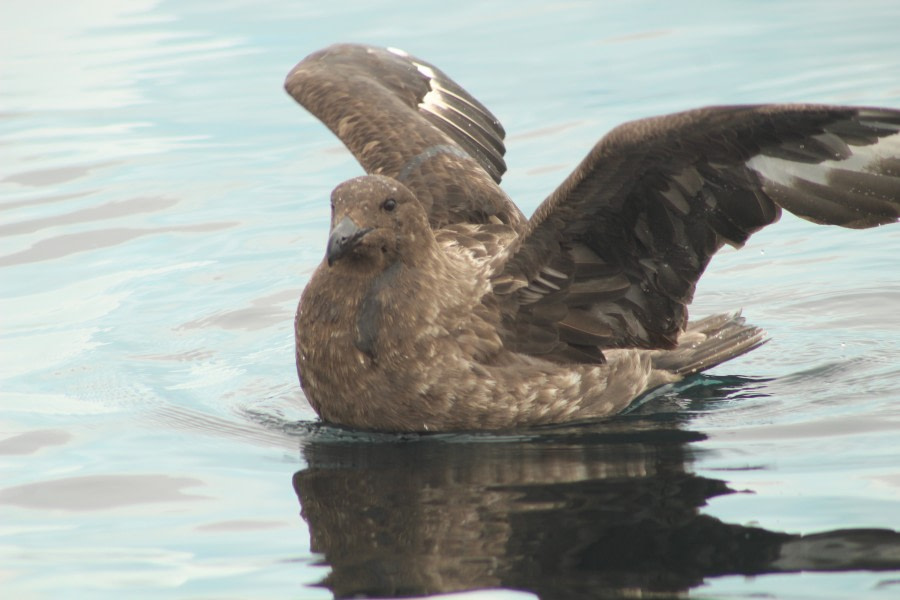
2,1 -> 900,598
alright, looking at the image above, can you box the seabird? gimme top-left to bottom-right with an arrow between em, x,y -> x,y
285,43 -> 900,432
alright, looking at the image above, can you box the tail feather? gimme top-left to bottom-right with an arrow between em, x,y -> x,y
651,311 -> 767,376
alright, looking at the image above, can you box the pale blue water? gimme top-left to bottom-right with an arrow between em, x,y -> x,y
2,1 -> 900,598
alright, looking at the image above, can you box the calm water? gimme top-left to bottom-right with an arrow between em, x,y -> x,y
2,1 -> 900,598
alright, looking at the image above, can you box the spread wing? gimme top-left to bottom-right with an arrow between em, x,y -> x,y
285,43 -> 524,229
492,105 -> 900,359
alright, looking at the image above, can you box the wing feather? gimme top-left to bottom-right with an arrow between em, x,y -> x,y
494,105 -> 900,356
285,44 -> 524,228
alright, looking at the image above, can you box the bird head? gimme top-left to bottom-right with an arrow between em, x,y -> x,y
326,175 -> 431,270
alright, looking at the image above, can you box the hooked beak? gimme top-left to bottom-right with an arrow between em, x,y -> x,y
327,216 -> 373,266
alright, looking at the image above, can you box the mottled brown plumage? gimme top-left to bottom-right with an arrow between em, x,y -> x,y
287,43 -> 900,432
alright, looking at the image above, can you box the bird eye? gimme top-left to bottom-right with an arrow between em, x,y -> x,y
382,198 -> 397,212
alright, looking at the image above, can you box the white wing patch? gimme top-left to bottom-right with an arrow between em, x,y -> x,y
748,129 -> 900,187
386,46 -> 409,57
413,60 -> 499,160
748,125 -> 900,228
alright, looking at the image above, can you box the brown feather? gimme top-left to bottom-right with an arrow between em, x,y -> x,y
287,44 -> 900,431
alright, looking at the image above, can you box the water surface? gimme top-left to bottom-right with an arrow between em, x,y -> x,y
2,1 -> 900,598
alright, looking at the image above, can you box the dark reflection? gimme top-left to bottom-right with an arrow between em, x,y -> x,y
290,378 -> 900,599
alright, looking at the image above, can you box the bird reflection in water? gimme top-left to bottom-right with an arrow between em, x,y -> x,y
290,378 -> 900,599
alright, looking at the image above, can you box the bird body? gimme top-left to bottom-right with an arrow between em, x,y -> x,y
287,44 -> 900,432
295,175 -> 676,431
